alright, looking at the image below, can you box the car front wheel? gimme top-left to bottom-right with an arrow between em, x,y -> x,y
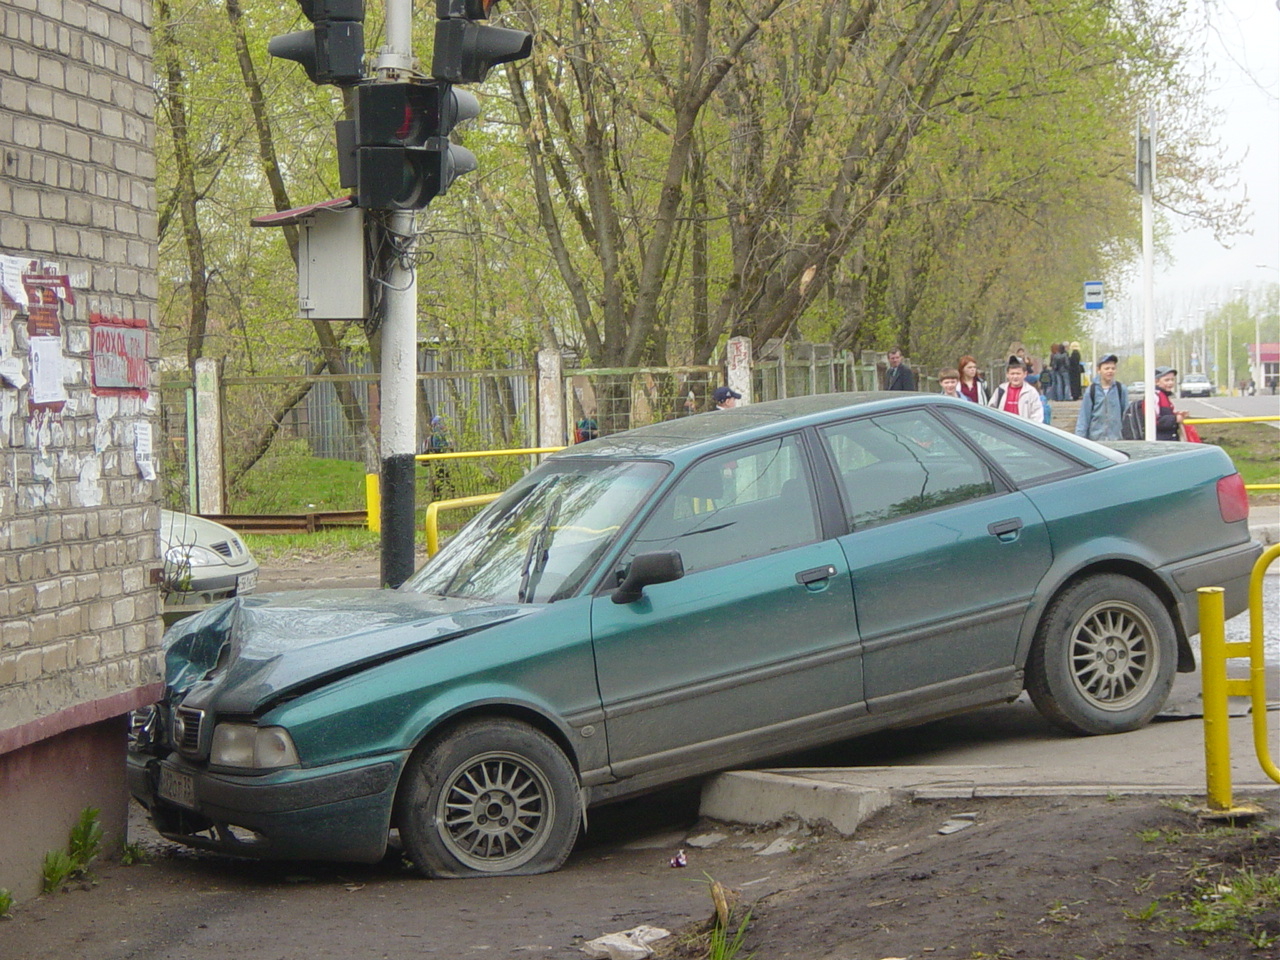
1026,574 -> 1176,735
396,718 -> 581,878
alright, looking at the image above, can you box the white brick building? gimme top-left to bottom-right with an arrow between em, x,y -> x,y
1,0 -> 163,899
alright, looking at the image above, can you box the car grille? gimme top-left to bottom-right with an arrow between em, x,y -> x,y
173,706 -> 205,754
210,538 -> 245,559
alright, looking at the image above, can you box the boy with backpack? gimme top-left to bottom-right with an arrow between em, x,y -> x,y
1074,353 -> 1127,441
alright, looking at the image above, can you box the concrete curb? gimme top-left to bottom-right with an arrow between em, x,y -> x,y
699,768 -> 1280,835
699,770 -> 893,836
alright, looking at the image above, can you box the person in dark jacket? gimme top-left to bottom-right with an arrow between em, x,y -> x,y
885,348 -> 916,390
1151,366 -> 1186,440
1068,342 -> 1084,400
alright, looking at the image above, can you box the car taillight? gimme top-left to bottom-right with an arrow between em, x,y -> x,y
1216,474 -> 1249,523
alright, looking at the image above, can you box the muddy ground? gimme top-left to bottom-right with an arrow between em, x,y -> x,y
2,792 -> 1278,960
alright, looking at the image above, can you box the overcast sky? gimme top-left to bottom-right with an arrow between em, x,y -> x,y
1102,0 -> 1278,343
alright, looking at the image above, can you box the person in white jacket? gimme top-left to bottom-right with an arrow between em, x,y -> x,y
988,356 -> 1044,423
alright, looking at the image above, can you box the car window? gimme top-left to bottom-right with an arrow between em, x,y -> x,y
942,408 -> 1088,486
818,411 -> 997,529
405,459 -> 668,603
621,434 -> 819,575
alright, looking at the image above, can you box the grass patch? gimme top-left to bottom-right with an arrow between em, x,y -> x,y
1197,421 -> 1280,488
229,446 -> 369,513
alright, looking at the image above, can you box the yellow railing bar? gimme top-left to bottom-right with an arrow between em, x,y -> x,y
415,446 -> 566,462
364,446 -> 566,532
1197,542 -> 1280,815
1184,416 -> 1280,425
425,493 -> 500,556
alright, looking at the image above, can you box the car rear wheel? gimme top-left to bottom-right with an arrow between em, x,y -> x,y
396,718 -> 581,877
1026,574 -> 1176,735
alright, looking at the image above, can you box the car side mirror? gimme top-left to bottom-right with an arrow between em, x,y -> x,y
611,551 -> 684,605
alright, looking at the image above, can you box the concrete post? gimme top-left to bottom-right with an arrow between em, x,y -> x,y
727,336 -> 752,404
193,357 -> 224,514
537,348 -> 564,447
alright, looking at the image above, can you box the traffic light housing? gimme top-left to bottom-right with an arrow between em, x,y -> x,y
431,0 -> 532,85
269,0 -> 365,86
352,81 -> 480,210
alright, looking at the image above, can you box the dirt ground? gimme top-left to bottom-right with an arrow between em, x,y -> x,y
2,792 -> 1277,960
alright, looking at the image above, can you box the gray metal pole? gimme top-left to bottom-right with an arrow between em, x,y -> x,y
1139,108 -> 1157,441
377,0 -> 418,587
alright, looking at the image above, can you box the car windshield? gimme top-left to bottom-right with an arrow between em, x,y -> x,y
403,458 -> 668,604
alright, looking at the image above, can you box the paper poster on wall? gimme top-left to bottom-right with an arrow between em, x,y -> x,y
134,421 -> 156,480
29,336 -> 67,405
22,272 -> 72,415
91,314 -> 149,396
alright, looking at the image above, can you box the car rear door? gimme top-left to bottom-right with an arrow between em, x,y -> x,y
817,408 -> 1055,708
590,432 -> 863,777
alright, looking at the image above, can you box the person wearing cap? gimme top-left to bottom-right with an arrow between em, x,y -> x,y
987,356 -> 1044,423
1074,353 -> 1128,441
713,386 -> 742,410
884,348 -> 916,390
1151,366 -> 1186,440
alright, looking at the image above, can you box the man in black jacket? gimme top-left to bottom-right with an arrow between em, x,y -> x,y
885,349 -> 916,391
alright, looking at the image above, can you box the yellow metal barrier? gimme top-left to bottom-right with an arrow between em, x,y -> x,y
363,446 -> 566,535
425,493 -> 500,556
1182,415 -> 1280,491
1198,542 -> 1280,815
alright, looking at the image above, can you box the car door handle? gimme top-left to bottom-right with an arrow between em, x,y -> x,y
987,518 -> 1023,541
796,565 -> 838,586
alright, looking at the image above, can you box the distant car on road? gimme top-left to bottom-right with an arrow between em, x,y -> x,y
160,510 -> 258,609
1180,373 -> 1214,398
130,395 -> 1260,878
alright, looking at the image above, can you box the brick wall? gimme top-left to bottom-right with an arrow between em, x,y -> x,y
1,0 -> 163,896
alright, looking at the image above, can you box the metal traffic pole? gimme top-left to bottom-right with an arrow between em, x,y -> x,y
375,0 -> 419,588
1137,107 -> 1157,442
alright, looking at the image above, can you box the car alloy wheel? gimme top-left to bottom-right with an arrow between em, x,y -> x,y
435,750 -> 555,870
396,718 -> 581,877
1066,600 -> 1159,711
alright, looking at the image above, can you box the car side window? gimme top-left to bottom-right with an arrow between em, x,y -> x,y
622,434 -> 819,575
942,409 -> 1087,486
818,411 -> 997,529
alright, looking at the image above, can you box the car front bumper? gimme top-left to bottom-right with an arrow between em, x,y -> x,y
128,748 -> 407,863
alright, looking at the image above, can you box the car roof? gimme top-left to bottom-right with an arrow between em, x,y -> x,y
548,392 -> 1112,467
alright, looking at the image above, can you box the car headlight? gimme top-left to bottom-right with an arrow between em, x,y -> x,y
209,723 -> 300,769
165,544 -> 223,568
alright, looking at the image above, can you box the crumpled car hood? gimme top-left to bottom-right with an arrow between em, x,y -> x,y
165,589 -> 533,715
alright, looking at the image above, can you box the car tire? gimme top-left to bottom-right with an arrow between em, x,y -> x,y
1026,574 -> 1176,735
396,718 -> 581,878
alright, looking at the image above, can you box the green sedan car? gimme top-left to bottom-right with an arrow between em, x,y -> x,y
128,393 -> 1261,877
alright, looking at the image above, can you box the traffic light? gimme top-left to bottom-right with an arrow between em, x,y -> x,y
431,0 -> 532,85
352,81 -> 480,210
269,0 -> 365,86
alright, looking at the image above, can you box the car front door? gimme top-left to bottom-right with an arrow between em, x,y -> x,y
590,432 -> 863,778
817,408 -> 1055,709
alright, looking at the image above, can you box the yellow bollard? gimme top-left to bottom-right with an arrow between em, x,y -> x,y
366,473 -> 381,533
1198,587 -> 1233,811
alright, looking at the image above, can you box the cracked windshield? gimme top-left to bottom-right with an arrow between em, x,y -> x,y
404,459 -> 667,604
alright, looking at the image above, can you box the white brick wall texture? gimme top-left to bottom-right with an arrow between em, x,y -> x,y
0,0 -> 163,738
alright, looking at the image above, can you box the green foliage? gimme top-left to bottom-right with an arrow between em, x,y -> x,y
40,850 -> 78,894
41,807 -> 104,893
68,807 -> 103,869
1184,867 -> 1280,936
708,910 -> 754,960
0,888 -> 12,919
229,449 -> 368,513
120,842 -> 148,866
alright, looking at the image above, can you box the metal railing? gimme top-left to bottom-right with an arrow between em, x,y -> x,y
1198,542 -> 1280,815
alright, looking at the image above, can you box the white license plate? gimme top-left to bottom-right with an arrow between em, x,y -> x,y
159,766 -> 196,809
237,570 -> 258,595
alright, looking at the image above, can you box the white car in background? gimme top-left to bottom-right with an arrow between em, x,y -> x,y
160,510 -> 259,610
1180,373 -> 1214,398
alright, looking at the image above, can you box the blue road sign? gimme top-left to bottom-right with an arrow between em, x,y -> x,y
1084,281 -> 1104,310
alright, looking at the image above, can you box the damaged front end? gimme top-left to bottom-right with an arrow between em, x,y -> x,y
128,589 -> 533,862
